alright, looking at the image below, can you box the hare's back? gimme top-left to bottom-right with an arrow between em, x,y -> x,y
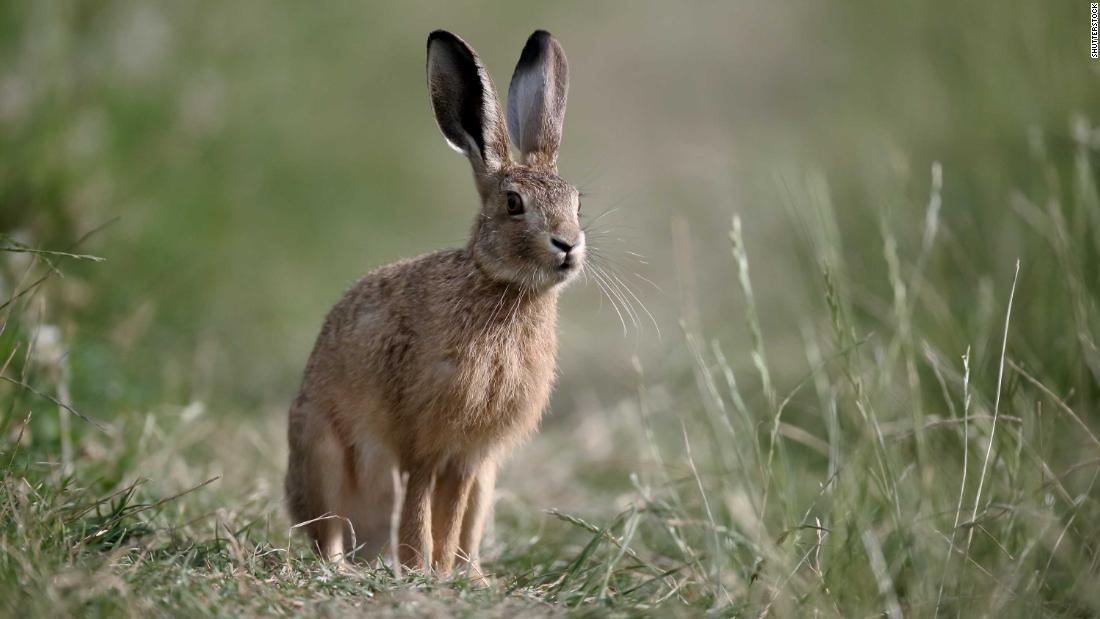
309,249 -> 468,372
335,248 -> 468,327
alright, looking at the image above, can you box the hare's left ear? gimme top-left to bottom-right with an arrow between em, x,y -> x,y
427,30 -> 512,176
507,30 -> 569,168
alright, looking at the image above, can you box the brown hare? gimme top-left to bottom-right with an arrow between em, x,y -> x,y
285,29 -> 582,577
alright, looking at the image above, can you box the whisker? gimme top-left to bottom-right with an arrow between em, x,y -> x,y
590,264 -> 639,330
588,248 -> 649,269
586,250 -> 656,289
595,277 -> 629,336
629,270 -> 664,294
589,250 -> 663,293
585,265 -> 629,336
583,227 -> 643,238
581,207 -> 623,230
598,263 -> 661,338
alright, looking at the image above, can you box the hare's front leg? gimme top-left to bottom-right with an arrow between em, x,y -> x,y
458,461 -> 497,578
430,461 -> 478,573
397,463 -> 434,570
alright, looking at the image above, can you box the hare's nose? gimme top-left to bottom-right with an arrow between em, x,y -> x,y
550,237 -> 576,254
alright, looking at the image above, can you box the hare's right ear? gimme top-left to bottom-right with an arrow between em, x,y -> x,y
427,31 -> 511,176
507,31 -> 569,168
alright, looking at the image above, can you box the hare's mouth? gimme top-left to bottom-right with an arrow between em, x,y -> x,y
557,254 -> 582,274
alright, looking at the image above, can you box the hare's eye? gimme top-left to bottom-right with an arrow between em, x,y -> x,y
506,191 -> 525,216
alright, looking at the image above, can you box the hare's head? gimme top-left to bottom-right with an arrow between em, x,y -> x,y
427,30 -> 583,291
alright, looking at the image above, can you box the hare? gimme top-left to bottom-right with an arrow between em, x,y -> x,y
285,29 -> 582,576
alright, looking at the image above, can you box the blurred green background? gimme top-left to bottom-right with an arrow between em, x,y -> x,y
5,1 -> 1095,423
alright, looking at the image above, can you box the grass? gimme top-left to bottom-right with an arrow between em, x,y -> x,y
3,116 -> 1100,616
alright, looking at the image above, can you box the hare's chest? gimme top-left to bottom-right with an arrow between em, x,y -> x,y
424,331 -> 557,434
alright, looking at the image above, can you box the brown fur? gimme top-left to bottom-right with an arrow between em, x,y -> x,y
285,30 -> 579,576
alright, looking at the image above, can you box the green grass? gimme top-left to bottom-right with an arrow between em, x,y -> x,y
3,1 -> 1100,616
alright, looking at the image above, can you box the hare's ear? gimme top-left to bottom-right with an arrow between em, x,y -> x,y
427,30 -> 511,175
507,30 -> 569,168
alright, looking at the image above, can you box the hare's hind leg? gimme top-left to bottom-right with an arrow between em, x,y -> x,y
286,396 -> 349,561
340,438 -> 397,563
